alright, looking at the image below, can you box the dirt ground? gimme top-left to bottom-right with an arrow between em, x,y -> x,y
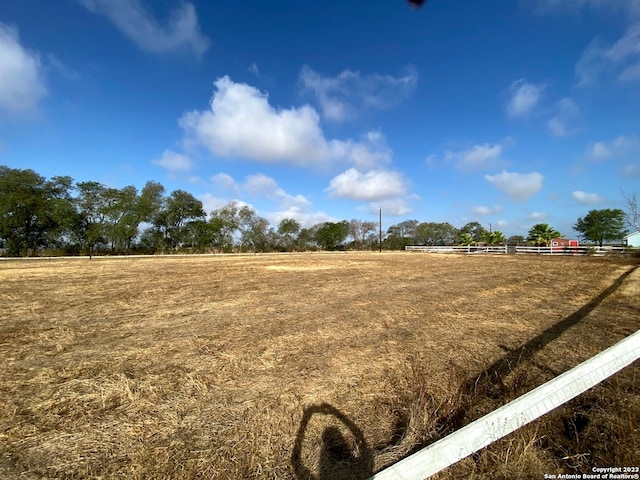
0,252 -> 638,479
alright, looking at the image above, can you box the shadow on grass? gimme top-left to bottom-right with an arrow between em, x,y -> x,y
467,264 -> 638,396
381,263 -> 639,475
291,403 -> 374,480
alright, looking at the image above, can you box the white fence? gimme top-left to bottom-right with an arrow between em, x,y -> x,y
370,329 -> 640,480
405,245 -> 508,254
405,245 -> 633,256
514,246 -> 629,255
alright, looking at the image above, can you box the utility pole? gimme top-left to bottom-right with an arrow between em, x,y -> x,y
379,208 -> 382,253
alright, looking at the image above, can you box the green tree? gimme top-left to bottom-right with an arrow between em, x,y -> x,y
458,233 -> 475,245
415,222 -> 458,245
74,181 -> 110,256
507,235 -> 525,246
482,230 -> 506,245
574,209 -> 627,247
209,202 -> 242,251
315,221 -> 350,250
385,219 -> 418,250
150,190 -> 205,250
237,206 -> 272,252
0,167 -> 74,256
278,218 -> 301,251
459,221 -> 487,243
102,185 -> 140,253
297,227 -> 317,251
526,223 -> 561,247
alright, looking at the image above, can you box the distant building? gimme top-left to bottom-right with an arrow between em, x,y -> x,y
550,238 -> 579,253
624,231 -> 640,248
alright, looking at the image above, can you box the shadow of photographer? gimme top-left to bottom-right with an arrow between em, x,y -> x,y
291,403 -> 374,480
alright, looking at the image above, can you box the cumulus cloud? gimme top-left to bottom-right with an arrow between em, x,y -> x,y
201,175 -> 329,228
211,173 -> 239,193
507,79 -> 543,118
299,65 -> 418,121
199,194 -> 251,217
0,23 -> 47,115
180,76 -> 391,169
472,205 -> 503,216
267,206 -> 333,228
485,170 -> 544,201
445,143 -> 505,172
547,97 -> 580,137
153,150 -> 193,171
362,198 -> 412,216
572,190 -> 605,204
576,24 -> 640,85
326,168 -> 408,201
243,173 -> 311,209
77,0 -> 209,58
584,135 -> 640,161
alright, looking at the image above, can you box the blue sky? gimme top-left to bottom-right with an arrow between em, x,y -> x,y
1,0 -> 639,237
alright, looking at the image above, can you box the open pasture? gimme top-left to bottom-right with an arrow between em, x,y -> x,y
1,253 -> 638,479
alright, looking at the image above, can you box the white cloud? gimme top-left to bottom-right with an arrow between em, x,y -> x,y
267,206 -> 333,229
77,0 -> 209,58
528,211 -> 548,220
576,23 -> 640,85
243,173 -> 311,209
445,143 -> 505,172
472,205 -> 503,216
572,190 -> 605,204
547,97 -> 580,137
199,194 -> 251,217
363,198 -> 412,217
485,170 -> 544,201
496,220 -> 509,228
585,135 -> 640,161
326,168 -> 408,201
179,76 -> 391,169
507,79 -> 543,118
211,173 -> 239,193
201,176 -> 328,228
153,150 -> 193,171
0,23 -> 46,115
299,65 -> 418,122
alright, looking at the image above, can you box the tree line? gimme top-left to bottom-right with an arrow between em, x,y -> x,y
0,166 -> 632,256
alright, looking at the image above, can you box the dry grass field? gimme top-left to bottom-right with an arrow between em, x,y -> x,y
0,252 -> 638,479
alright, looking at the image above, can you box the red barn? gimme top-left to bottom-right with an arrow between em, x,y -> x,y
550,238 -> 579,253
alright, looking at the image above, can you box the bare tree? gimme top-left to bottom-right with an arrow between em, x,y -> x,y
621,190 -> 639,231
349,219 -> 377,250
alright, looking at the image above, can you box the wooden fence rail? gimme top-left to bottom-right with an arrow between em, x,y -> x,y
370,329 -> 640,480
405,245 -> 633,256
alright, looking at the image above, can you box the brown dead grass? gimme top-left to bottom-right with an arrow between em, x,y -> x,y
0,252 -> 638,479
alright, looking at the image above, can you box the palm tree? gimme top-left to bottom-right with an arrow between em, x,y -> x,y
458,232 -> 475,245
527,223 -> 561,246
482,230 -> 506,245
